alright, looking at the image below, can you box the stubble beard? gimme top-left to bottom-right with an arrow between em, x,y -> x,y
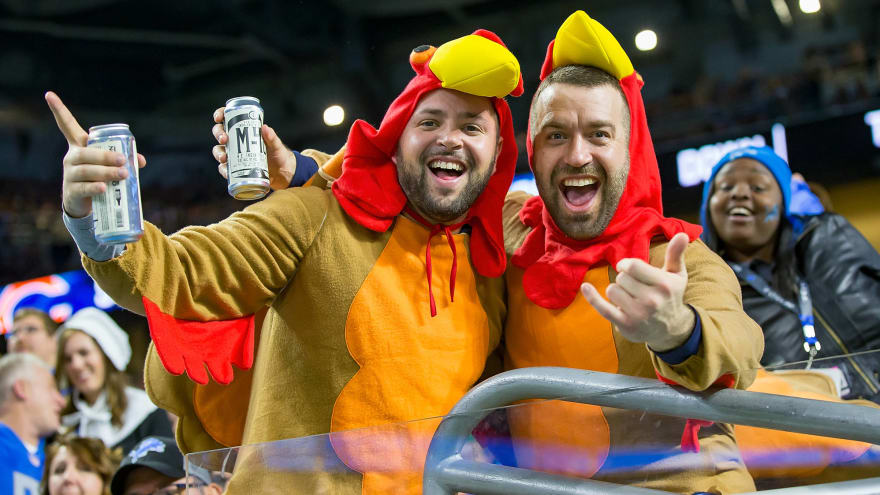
396,148 -> 495,224
539,158 -> 630,240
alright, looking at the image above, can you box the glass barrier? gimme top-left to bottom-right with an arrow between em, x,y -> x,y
184,349 -> 880,494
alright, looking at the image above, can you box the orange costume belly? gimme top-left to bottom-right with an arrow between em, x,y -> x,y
330,217 -> 492,493
504,265 -> 617,478
737,369 -> 873,479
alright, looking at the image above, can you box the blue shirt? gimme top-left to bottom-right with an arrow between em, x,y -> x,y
0,423 -> 45,495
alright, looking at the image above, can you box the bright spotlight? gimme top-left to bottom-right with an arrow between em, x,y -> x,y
323,105 -> 345,126
799,0 -> 821,14
635,30 -> 658,51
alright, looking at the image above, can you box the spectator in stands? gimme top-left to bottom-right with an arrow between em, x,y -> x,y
0,353 -> 66,494
43,434 -> 121,495
109,436 -> 221,495
701,145 -> 880,402
9,308 -> 60,370
56,308 -> 172,452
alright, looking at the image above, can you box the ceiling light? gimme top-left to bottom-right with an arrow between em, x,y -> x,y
635,30 -> 657,51
323,105 -> 345,126
799,0 -> 821,14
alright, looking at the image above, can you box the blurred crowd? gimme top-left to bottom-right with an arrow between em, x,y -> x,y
0,180 -> 242,286
646,40 -> 880,142
1,306 -> 227,494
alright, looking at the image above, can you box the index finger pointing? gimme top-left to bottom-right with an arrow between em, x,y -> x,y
45,91 -> 89,146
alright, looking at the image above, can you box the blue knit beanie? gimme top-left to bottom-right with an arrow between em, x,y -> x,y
700,146 -> 792,231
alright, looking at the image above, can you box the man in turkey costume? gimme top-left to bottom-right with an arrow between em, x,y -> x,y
57,30 -> 523,494
497,11 -> 763,493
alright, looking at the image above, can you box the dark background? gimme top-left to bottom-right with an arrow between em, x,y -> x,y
1,0 -> 879,284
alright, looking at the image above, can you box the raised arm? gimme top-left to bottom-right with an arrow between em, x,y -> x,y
48,92 -> 330,384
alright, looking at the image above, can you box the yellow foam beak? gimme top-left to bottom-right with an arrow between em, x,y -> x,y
429,34 -> 521,98
552,10 -> 634,80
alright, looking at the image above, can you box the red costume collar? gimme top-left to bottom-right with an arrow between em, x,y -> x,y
512,39 -> 701,310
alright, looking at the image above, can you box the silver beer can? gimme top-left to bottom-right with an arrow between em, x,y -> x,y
87,124 -> 144,245
224,96 -> 269,200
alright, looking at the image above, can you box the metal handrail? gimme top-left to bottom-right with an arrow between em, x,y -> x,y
423,367 -> 880,495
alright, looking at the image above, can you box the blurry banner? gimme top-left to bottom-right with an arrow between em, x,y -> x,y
0,269 -> 118,334
666,104 -> 880,189
675,133 -> 771,187
865,109 -> 880,148
510,173 -> 538,195
674,122 -> 789,188
654,103 -> 880,216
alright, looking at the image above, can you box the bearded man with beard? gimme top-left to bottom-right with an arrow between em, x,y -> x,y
497,11 -> 763,493
51,30 -> 524,494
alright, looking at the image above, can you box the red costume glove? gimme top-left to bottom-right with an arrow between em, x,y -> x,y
142,297 -> 255,385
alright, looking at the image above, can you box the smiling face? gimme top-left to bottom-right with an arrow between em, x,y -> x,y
394,88 -> 501,225
531,82 -> 630,240
48,446 -> 105,495
708,158 -> 784,262
62,331 -> 107,405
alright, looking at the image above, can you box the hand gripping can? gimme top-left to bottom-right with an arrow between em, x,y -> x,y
224,96 -> 270,200
87,124 -> 144,245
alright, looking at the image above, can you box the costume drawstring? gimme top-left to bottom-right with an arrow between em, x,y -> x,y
655,371 -> 736,453
405,207 -> 464,317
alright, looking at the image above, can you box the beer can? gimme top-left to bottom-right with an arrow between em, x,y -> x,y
87,124 -> 144,245
224,96 -> 269,200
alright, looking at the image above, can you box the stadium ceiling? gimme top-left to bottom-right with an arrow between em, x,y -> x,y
0,0 -> 874,154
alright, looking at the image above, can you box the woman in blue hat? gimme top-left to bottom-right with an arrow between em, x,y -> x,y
700,145 -> 880,403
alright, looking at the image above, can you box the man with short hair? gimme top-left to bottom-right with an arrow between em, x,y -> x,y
110,436 -> 221,495
51,30 -> 523,494
498,11 -> 762,492
0,353 -> 66,494
8,308 -> 59,370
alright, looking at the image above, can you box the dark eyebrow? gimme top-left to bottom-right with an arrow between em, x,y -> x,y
461,111 -> 489,121
413,108 -> 491,122
413,108 -> 446,117
588,120 -> 615,130
537,118 -> 616,134
537,118 -> 565,133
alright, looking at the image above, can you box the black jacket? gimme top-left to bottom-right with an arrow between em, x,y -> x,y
738,213 -> 880,401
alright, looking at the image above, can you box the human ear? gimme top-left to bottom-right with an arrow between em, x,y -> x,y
11,379 -> 29,401
491,135 -> 503,175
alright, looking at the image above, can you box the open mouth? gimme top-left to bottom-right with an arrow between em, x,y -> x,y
428,159 -> 466,181
726,206 -> 754,219
560,176 -> 599,208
